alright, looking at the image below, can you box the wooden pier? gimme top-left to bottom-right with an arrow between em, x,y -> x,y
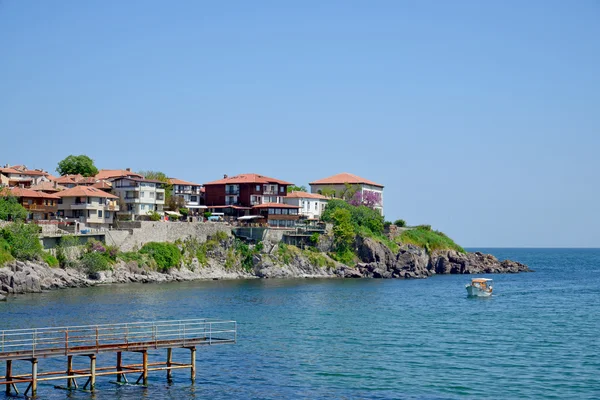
0,318 -> 236,397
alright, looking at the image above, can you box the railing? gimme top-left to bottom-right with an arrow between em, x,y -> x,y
23,204 -> 57,212
0,319 -> 236,360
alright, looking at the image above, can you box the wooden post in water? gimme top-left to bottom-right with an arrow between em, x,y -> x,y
190,347 -> 196,382
5,360 -> 12,394
66,355 -> 74,389
166,348 -> 173,382
142,350 -> 148,386
116,351 -> 123,383
89,355 -> 96,390
31,358 -> 38,396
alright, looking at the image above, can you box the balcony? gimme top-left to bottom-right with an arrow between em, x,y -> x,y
70,203 -> 95,210
23,204 -> 57,213
225,189 -> 239,195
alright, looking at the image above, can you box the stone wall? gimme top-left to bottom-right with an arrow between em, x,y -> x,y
106,221 -> 233,251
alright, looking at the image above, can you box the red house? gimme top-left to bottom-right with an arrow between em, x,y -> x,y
203,173 -> 300,227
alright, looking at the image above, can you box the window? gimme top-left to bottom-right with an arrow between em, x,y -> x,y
141,191 -> 145,198
280,186 -> 285,193
150,192 -> 155,198
98,210 -> 103,218
191,196 -> 197,202
105,212 -> 111,219
256,185 -> 260,191
141,204 -> 146,210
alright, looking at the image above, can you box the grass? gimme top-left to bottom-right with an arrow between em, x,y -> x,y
396,227 -> 465,254
302,248 -> 335,269
356,225 -> 399,253
41,252 -> 59,267
0,237 -> 13,265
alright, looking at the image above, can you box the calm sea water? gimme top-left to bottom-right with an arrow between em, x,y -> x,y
1,248 -> 599,399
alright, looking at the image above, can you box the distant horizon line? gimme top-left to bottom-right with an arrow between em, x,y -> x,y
465,246 -> 600,249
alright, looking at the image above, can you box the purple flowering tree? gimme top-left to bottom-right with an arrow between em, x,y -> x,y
348,190 -> 381,209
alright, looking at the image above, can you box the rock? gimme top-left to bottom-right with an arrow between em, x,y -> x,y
0,293 -> 6,301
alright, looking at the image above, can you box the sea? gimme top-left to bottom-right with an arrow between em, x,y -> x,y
0,248 -> 599,399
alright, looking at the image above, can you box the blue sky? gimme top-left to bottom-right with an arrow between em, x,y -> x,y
1,1 -> 599,247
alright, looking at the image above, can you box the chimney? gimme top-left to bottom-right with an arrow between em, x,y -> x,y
126,168 -> 131,172
224,174 -> 228,179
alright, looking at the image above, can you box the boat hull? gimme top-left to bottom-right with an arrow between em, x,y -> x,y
466,285 -> 492,297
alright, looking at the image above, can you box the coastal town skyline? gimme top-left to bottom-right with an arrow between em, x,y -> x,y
1,1 -> 599,247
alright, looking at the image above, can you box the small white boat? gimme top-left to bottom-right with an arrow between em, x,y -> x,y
466,278 -> 493,297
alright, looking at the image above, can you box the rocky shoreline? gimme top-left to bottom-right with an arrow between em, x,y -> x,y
0,238 -> 530,301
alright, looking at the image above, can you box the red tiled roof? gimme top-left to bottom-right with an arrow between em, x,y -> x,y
252,203 -> 300,209
78,177 -> 97,184
0,167 -> 25,175
168,178 -> 201,186
309,172 -> 384,188
92,180 -> 112,190
286,191 -> 329,200
29,182 -> 67,192
7,187 -> 60,199
45,174 -> 58,181
57,186 -> 118,199
55,176 -> 77,184
95,169 -> 144,180
204,173 -> 292,186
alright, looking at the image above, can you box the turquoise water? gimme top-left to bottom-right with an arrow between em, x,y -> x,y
1,248 -> 599,399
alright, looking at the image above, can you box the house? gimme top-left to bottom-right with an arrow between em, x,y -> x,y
309,172 -> 384,214
0,167 -> 49,188
283,191 -> 329,220
111,177 -> 165,219
6,187 -> 60,221
168,178 -> 204,214
203,173 -> 299,227
56,186 -> 119,229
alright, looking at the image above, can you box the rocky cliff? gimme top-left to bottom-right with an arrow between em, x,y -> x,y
0,237 -> 530,301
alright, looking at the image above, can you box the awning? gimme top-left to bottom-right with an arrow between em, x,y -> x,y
238,215 -> 265,221
186,205 -> 207,209
164,211 -> 182,217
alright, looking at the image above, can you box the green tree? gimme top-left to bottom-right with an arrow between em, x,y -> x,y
1,223 -> 42,260
287,185 -> 307,193
0,190 -> 28,221
394,219 -> 407,227
56,155 -> 99,177
331,208 -> 355,252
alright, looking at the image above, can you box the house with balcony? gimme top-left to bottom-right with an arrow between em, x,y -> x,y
309,172 -> 385,215
0,167 -> 52,188
6,187 -> 60,221
283,191 -> 329,220
203,173 -> 300,227
111,177 -> 165,219
56,186 -> 119,229
168,178 -> 204,214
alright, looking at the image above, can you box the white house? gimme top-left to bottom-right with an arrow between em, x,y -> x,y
56,186 -> 119,229
309,172 -> 384,215
283,191 -> 329,220
111,177 -> 165,219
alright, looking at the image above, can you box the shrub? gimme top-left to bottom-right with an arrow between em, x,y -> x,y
394,219 -> 406,227
80,252 -> 111,275
118,251 -> 152,268
148,211 -> 161,221
0,194 -> 28,221
254,241 -> 264,252
203,212 -> 212,219
56,235 -> 81,268
0,237 -> 14,265
309,233 -> 320,245
179,208 -> 189,217
41,252 -> 59,267
1,223 -> 42,260
234,239 -> 255,272
384,221 -> 392,229
213,231 -> 228,242
139,242 -> 181,272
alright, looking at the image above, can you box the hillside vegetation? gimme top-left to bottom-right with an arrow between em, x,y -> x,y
396,225 -> 465,254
